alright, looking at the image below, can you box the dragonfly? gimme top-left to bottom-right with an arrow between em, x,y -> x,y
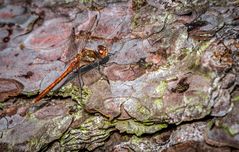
33,45 -> 109,103
32,15 -> 110,104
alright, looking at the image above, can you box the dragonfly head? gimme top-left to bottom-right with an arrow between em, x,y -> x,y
97,45 -> 108,58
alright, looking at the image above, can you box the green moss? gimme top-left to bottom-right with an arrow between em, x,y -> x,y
0,103 -> 4,110
227,126 -> 239,136
29,137 -> 40,151
232,96 -> 239,102
80,0 -> 93,3
207,120 -> 215,129
182,40 -> 213,71
153,98 -> 163,110
166,54 -> 177,66
60,115 -> 114,147
183,90 -> 209,104
138,105 -> 150,116
156,80 -> 168,97
194,103 -> 204,110
115,119 -> 167,136
130,135 -> 142,143
197,40 -> 213,54
64,0 -> 75,3
182,92 -> 209,114
190,40 -> 211,65
23,90 -> 39,97
130,99 -> 151,120
183,95 -> 194,104
23,82 -> 91,104
177,48 -> 191,60
221,124 -> 239,136
51,83 -> 92,105
131,13 -> 139,28
71,108 -> 84,122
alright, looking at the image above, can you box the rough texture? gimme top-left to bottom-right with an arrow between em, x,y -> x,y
205,89 -> 239,149
0,0 -> 239,151
0,113 -> 72,151
0,78 -> 24,102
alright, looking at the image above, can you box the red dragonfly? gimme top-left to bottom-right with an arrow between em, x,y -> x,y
32,13 -> 109,103
33,14 -> 112,104
33,45 -> 108,103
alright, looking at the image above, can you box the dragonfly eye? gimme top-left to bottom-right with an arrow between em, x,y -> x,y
98,45 -> 108,57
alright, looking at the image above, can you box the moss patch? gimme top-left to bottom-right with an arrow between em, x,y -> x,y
156,80 -> 168,97
52,83 -> 92,105
115,119 -> 167,136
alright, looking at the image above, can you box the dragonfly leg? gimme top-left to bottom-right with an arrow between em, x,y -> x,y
30,100 -> 49,113
96,61 -> 110,84
77,71 -> 85,103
